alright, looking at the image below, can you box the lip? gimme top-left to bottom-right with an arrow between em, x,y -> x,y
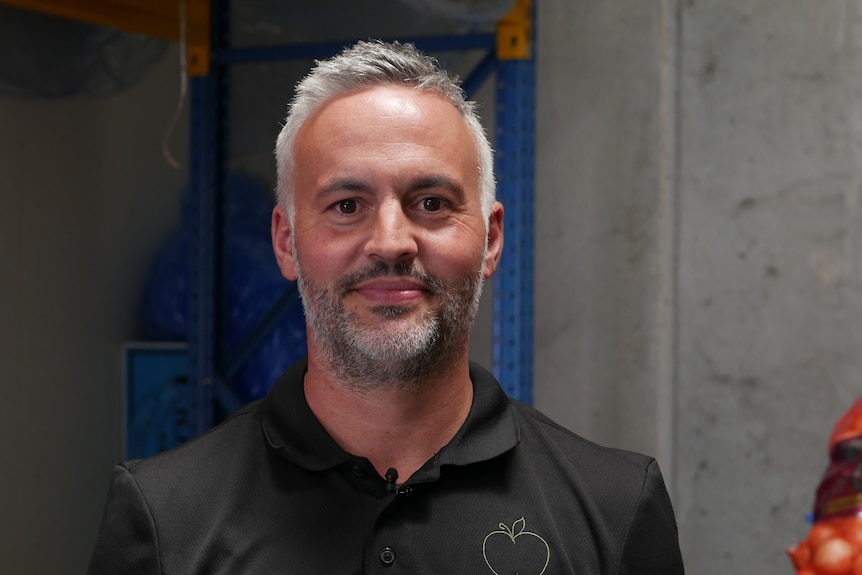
349,278 -> 430,305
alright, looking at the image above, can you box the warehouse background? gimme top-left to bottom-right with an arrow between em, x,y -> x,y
1,1 -> 860,574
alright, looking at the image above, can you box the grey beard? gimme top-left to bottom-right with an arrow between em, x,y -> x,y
295,259 -> 484,393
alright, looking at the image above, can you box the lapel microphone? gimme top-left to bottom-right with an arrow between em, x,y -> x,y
385,468 -> 399,494
385,468 -> 414,496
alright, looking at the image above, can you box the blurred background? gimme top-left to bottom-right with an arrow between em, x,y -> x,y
0,1 -> 859,574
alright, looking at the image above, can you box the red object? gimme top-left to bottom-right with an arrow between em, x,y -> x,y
830,398 -> 862,452
788,398 -> 862,575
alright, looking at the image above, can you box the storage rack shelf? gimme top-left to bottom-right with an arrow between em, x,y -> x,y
3,0 -> 535,438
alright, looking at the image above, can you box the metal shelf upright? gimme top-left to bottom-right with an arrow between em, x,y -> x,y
186,0 -> 536,436
492,0 -> 535,402
187,0 -> 229,435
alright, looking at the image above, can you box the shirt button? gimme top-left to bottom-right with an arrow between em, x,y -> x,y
351,464 -> 364,477
379,547 -> 396,565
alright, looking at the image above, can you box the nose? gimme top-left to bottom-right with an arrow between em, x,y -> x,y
363,198 -> 418,264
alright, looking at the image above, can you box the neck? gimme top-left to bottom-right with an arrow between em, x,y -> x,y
303,351 -> 474,482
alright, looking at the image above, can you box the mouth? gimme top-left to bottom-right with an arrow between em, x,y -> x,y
348,278 -> 432,306
339,263 -> 442,306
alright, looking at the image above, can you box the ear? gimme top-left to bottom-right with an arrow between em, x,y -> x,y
271,204 -> 298,281
483,201 -> 504,279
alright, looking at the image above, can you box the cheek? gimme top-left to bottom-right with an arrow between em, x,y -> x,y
425,229 -> 487,276
294,232 -> 357,281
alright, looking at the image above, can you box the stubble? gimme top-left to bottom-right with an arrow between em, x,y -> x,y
295,257 -> 485,392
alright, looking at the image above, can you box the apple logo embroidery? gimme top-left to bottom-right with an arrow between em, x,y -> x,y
482,517 -> 551,575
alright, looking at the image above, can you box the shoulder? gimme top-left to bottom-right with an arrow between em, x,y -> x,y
509,400 -> 661,503
508,401 -> 682,571
89,400 -> 283,573
514,400 -> 654,467
467,362 -> 657,481
122,400 -> 265,492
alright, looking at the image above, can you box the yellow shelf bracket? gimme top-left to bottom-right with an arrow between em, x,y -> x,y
496,0 -> 532,60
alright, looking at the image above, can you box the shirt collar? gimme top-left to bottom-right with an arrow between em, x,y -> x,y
260,358 -> 521,474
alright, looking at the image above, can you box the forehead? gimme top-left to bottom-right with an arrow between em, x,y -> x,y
293,85 -> 479,169
309,83 -> 463,125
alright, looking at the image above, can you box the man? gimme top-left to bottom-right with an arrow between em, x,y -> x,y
88,40 -> 684,574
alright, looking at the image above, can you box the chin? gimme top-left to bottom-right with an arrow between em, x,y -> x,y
368,304 -> 421,320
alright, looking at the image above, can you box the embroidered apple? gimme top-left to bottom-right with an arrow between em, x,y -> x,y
482,517 -> 550,575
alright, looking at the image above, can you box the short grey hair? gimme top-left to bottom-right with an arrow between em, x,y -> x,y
274,40 -> 495,226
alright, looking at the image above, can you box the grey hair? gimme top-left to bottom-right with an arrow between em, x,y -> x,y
274,40 -> 495,227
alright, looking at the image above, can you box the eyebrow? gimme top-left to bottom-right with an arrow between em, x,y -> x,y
319,177 -> 374,195
318,174 -> 466,198
408,175 -> 466,198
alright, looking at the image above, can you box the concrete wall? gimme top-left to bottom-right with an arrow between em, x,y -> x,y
535,1 -> 861,574
535,0 -> 674,468
3,2 -> 862,574
676,1 -> 862,571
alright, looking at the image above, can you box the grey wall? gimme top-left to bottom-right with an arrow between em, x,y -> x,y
535,0 -> 675,467
3,2 -> 862,575
535,1 -> 861,574
0,46 -> 187,572
676,2 -> 862,571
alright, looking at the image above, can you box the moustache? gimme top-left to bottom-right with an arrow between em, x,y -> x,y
336,261 -> 444,296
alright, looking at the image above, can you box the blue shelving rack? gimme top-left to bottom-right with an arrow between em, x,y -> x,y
186,0 -> 536,436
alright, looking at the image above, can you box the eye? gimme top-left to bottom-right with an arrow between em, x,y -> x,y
421,197 -> 444,212
336,199 -> 358,214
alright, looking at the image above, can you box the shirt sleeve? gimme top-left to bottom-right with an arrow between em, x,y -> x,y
87,464 -> 162,575
618,459 -> 686,575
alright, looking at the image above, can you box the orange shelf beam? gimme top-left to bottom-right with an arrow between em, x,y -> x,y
0,0 -> 211,75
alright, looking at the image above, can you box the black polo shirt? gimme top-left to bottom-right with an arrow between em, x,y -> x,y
88,359 -> 684,574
